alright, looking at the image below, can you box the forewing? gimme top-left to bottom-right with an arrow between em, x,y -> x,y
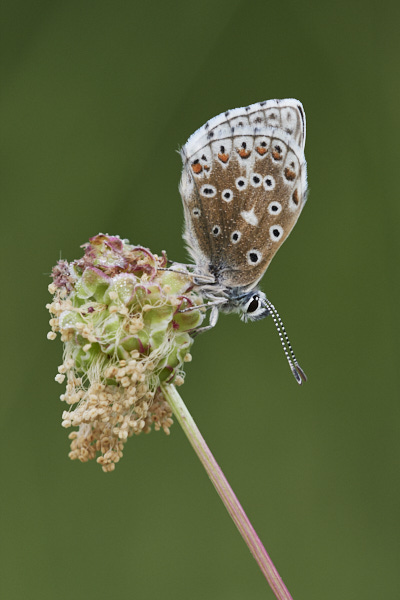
179,99 -> 307,290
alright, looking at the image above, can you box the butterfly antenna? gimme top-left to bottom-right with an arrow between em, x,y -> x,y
263,297 -> 307,385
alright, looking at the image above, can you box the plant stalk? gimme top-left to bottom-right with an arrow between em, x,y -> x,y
161,382 -> 294,600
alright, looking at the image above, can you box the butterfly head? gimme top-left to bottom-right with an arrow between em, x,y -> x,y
218,289 -> 270,322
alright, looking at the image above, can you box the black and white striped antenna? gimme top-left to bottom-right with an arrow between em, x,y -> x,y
262,297 -> 307,385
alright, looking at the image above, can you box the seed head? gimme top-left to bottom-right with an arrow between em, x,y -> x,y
47,234 -> 204,472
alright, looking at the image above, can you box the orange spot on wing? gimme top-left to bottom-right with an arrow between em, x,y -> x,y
191,163 -> 202,174
218,153 -> 229,163
272,150 -> 283,160
237,148 -> 251,158
255,146 -> 267,155
284,167 -> 296,181
292,189 -> 299,205
203,165 -> 210,171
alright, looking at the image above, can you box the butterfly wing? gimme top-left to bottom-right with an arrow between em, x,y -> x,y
179,99 -> 308,291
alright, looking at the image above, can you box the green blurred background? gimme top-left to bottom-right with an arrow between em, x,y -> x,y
2,1 -> 399,598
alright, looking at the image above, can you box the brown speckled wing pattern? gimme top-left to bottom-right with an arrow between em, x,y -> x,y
179,99 -> 308,292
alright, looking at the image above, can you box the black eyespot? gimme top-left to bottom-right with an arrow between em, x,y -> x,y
253,175 -> 260,183
247,296 -> 260,313
268,201 -> 282,215
274,145 -> 282,153
201,155 -> 207,161
224,192 -> 231,199
200,184 -> 217,197
212,225 -> 220,236
241,141 -> 247,149
269,225 -> 283,241
260,141 -> 267,147
249,252 -> 259,263
220,145 -> 225,153
263,175 -> 276,191
235,177 -> 248,191
231,230 -> 241,243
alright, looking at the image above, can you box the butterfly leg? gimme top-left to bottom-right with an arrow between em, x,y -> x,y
190,305 -> 220,337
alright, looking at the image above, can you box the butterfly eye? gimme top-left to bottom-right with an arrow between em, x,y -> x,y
269,225 -> 283,241
246,295 -> 260,313
247,249 -> 262,265
231,230 -> 241,244
200,185 -> 217,197
268,201 -> 282,215
221,189 -> 233,202
263,176 -> 276,190
235,177 -> 247,190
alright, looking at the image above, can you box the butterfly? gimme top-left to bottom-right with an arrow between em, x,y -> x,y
179,99 -> 308,383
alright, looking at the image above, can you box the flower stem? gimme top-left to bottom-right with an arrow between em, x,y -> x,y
161,383 -> 294,600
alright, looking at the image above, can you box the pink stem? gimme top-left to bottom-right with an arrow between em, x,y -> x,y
161,383 -> 294,600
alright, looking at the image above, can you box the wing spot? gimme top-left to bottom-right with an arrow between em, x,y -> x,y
192,208 -> 201,217
250,173 -> 262,187
212,225 -> 221,237
235,177 -> 247,190
268,201 -> 282,215
237,148 -> 251,158
231,231 -> 241,244
191,160 -> 202,174
272,144 -> 283,160
269,225 -> 283,241
200,184 -> 217,197
241,208 -> 259,226
284,167 -> 296,181
247,249 -> 262,265
263,175 -> 276,190
292,189 -> 300,205
222,189 -> 233,202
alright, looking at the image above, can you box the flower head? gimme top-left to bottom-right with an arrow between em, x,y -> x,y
47,234 -> 204,472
